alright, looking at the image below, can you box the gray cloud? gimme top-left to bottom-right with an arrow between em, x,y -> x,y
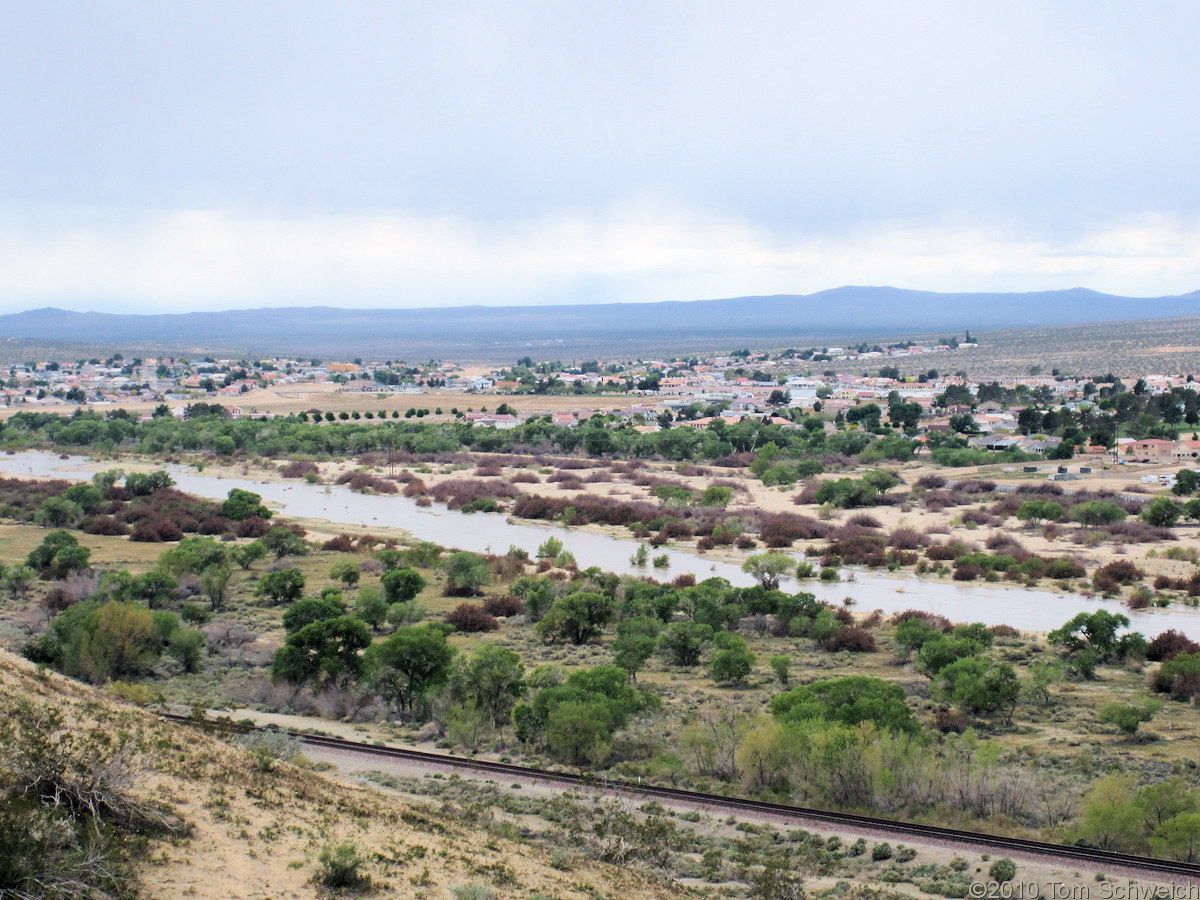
1,1 -> 1198,310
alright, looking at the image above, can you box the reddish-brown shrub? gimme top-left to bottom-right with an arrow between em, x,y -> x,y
281,460 -> 319,479
445,603 -> 500,632
431,478 -> 518,509
926,542 -> 969,561
735,535 -> 757,550
952,564 -> 983,581
130,514 -> 184,542
196,515 -> 231,535
80,515 -> 130,536
989,624 -> 1020,638
933,708 -> 968,733
510,471 -> 540,484
887,550 -> 919,567
957,480 -> 996,494
825,535 -> 887,567
336,471 -> 399,494
671,574 -> 697,589
915,473 -> 947,490
1147,630 -> 1200,662
1105,519 -> 1174,543
892,609 -> 952,631
1154,575 -> 1187,591
483,596 -> 524,617
1093,559 -> 1144,586
1125,590 -> 1153,610
760,513 -> 827,547
846,512 -> 882,529
236,516 -> 273,538
793,482 -> 821,505
887,528 -> 928,550
1047,556 -> 1086,579
696,536 -> 715,551
961,508 -> 998,526
323,534 -> 357,552
824,626 -> 876,652
403,478 -> 428,497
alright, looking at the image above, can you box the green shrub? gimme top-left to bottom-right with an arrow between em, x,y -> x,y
989,858 -> 1017,882
318,841 -> 370,890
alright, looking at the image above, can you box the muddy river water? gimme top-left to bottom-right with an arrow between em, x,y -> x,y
4,451 -> 1199,638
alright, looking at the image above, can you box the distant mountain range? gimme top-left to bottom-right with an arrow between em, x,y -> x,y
1,286 -> 1197,360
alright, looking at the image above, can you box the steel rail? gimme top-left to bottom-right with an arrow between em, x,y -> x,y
161,712 -> 1200,881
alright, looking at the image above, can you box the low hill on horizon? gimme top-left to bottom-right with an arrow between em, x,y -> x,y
2,285 -> 1197,360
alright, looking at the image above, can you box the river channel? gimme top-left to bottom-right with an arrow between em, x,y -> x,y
3,450 -> 1199,639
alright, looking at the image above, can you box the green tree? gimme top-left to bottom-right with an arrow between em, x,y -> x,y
330,559 -> 360,587
545,700 -> 617,764
537,591 -> 615,644
658,622 -> 713,667
123,470 -> 174,495
381,567 -> 426,604
62,482 -> 104,512
271,616 -> 371,689
57,600 -> 163,683
354,585 -> 389,631
3,564 -> 34,601
862,468 -> 902,494
1048,610 -> 1132,662
769,654 -> 791,686
198,561 -> 233,611
261,526 -> 309,559
1173,468 -> 1200,496
612,616 -> 661,680
255,568 -> 306,606
158,536 -> 227,576
698,485 -> 733,508
220,488 -> 272,521
459,643 -> 526,730
770,675 -> 918,735
129,570 -> 177,609
27,531 -> 91,578
1070,500 -> 1127,527
1150,813 -> 1200,863
1016,499 -> 1063,526
282,596 -> 346,633
709,632 -> 755,685
230,540 -> 268,570
1074,774 -> 1146,852
934,658 -> 1020,723
166,628 -> 206,673
34,496 -> 84,528
441,551 -> 491,597
741,553 -> 794,590
1138,776 -> 1198,830
363,624 -> 456,716
1143,496 -> 1182,527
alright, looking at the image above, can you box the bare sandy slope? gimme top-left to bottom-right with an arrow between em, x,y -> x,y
0,650 -> 683,900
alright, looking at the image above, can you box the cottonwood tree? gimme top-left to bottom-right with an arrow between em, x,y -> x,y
458,642 -> 526,731
363,624 -> 456,717
270,616 -> 371,691
741,553 -> 794,590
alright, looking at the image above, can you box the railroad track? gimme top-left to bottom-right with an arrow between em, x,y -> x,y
162,712 -> 1200,882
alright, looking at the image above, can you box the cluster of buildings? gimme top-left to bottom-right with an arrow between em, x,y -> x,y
6,352 -> 1199,464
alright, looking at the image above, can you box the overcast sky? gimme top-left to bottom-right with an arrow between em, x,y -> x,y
2,1 -> 1199,313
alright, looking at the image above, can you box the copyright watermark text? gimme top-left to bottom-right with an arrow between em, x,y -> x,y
969,882 -> 1200,900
